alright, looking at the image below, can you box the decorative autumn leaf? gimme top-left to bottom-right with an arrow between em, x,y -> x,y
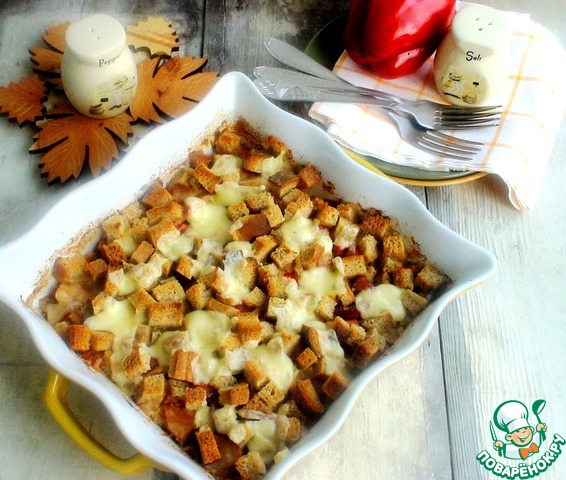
127,17 -> 179,57
29,22 -> 67,78
129,55 -> 218,123
0,76 -> 47,125
30,100 -> 133,183
42,22 -> 68,53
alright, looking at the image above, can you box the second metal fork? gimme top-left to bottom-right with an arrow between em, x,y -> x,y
385,109 -> 483,161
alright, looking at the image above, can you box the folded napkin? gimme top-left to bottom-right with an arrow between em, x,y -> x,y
309,2 -> 566,210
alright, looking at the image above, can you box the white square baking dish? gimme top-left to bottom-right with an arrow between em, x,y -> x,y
0,72 -> 496,480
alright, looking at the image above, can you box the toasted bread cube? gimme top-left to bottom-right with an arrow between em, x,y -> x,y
86,258 -> 108,281
285,416 -> 302,444
316,203 -> 339,227
152,278 -> 185,302
270,243 -> 298,270
90,331 -> 114,351
346,323 -> 367,348
243,152 -> 269,173
168,167 -> 205,202
167,378 -> 190,400
244,395 -> 272,414
276,329 -> 301,354
257,381 -> 285,410
341,255 -> 368,278
262,204 -> 284,228
147,301 -> 184,329
175,254 -> 195,280
244,359 -> 269,391
169,350 -> 197,382
205,298 -> 240,317
186,282 -> 212,310
129,217 -> 149,243
383,234 -> 406,260
300,242 -> 324,270
339,282 -> 356,306
331,316 -> 352,344
216,129 -> 250,157
352,333 -> 387,369
360,312 -> 395,332
124,347 -> 151,383
91,291 -> 110,315
196,427 -> 222,465
134,324 -> 152,345
359,234 -> 378,263
145,201 -> 184,226
130,241 -> 155,265
298,164 -> 322,189
291,379 -> 325,415
401,289 -> 429,315
236,312 -> 263,344
67,324 -> 91,351
233,214 -> 272,242
337,202 -> 362,222
392,267 -> 414,289
193,163 -> 222,193
252,234 -> 278,262
128,288 -> 156,316
227,201 -> 250,221
137,373 -> 165,404
147,220 -> 177,248
219,383 -> 250,406
415,265 -> 447,292
235,451 -> 266,480
314,295 -> 337,321
246,191 -> 275,211
284,191 -> 314,219
122,201 -> 145,223
295,347 -> 318,369
242,286 -> 268,310
99,241 -> 126,266
141,182 -> 172,208
186,386 -> 208,410
361,213 -> 390,238
322,370 -> 350,400
268,169 -> 299,197
102,214 -> 129,240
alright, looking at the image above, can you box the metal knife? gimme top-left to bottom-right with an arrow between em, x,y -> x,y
264,37 -> 343,82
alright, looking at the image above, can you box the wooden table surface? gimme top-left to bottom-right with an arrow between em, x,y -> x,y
0,1 -> 564,479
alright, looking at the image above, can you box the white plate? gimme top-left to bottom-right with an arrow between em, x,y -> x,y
0,71 -> 497,480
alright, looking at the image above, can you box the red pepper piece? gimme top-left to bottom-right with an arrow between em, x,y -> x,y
344,0 -> 456,79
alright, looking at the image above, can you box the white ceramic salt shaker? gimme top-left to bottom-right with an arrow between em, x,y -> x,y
433,4 -> 511,106
61,14 -> 138,118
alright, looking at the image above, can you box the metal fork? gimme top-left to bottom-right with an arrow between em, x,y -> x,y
253,68 -> 502,130
385,109 -> 483,160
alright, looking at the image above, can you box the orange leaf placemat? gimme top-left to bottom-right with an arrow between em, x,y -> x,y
0,16 -> 219,184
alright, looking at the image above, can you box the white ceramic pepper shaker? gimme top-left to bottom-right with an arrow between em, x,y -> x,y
61,14 -> 138,118
433,4 -> 511,106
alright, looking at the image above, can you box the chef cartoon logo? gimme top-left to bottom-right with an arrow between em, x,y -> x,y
476,399 -> 565,479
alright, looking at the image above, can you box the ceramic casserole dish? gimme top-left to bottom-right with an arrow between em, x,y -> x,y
0,72 -> 497,480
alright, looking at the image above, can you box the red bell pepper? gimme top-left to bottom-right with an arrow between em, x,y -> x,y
344,0 -> 456,79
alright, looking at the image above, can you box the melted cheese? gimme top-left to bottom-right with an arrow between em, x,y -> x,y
259,152 -> 285,180
127,253 -> 169,290
249,336 -> 295,393
85,298 -> 142,339
355,284 -> 407,322
157,230 -> 194,261
218,250 -> 251,304
279,214 -> 317,253
210,154 -> 242,176
246,418 -> 282,463
184,310 -> 232,382
299,266 -> 346,298
185,197 -> 232,244
213,181 -> 263,207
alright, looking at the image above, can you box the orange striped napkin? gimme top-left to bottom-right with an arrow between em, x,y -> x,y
309,3 -> 566,210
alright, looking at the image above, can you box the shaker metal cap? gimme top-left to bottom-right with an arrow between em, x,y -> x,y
65,14 -> 126,64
